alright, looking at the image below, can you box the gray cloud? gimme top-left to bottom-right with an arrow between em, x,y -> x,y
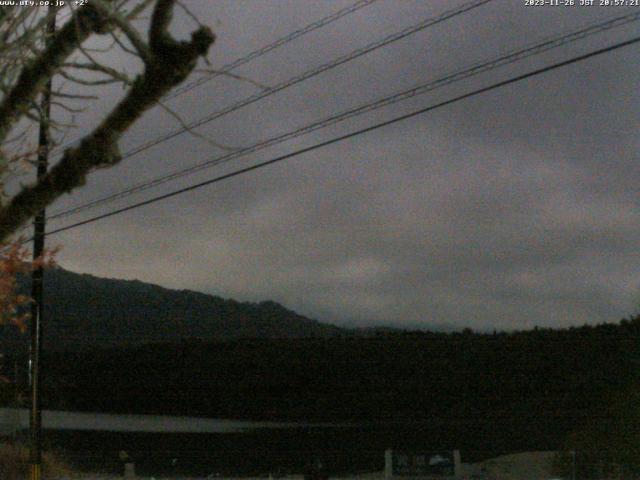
44,0 -> 640,332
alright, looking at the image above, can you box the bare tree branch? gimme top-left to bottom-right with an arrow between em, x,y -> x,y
157,100 -> 236,152
0,0 -> 215,242
0,4 -> 113,143
65,61 -> 132,79
92,0 -> 152,62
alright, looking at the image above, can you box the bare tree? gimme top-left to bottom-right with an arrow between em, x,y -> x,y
0,0 -> 215,243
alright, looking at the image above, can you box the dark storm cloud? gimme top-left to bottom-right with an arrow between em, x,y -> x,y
48,0 -> 640,331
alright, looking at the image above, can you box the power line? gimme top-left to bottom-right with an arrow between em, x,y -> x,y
48,0 -> 498,220
49,0 -> 379,155
113,0 -> 494,161
167,0 -> 380,100
47,10 -> 640,222
43,34 -> 640,238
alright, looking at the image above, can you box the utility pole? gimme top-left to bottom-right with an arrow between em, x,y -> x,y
29,6 -> 56,480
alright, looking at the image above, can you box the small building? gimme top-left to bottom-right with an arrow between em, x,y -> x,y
385,449 -> 461,479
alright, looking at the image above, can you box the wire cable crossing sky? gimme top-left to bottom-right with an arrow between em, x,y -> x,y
107,0 -> 495,163
45,35 -> 640,238
48,0 -> 380,156
26,0 -> 640,331
47,10 -> 640,223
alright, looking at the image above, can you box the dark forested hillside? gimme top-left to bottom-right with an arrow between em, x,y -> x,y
0,267 -> 344,352
9,316 -> 634,457
0,265 -> 638,467
1,267 -> 639,460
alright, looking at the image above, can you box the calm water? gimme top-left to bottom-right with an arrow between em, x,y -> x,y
1,409 -> 543,477
40,424 -> 520,477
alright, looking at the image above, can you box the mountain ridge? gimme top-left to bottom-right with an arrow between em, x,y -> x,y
2,266 -> 346,353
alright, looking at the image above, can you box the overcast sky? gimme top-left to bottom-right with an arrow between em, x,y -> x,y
31,0 -> 640,332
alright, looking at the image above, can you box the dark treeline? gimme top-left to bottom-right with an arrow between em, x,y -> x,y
36,319 -> 640,422
2,268 -> 639,473
3,315 -> 633,462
